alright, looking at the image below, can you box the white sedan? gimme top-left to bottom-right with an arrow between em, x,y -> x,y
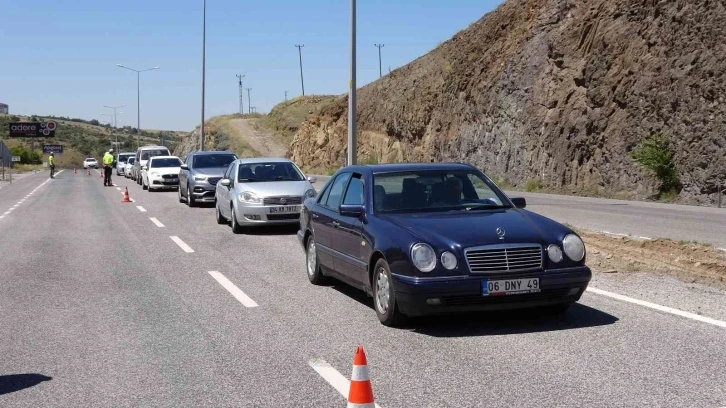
141,155 -> 182,191
83,158 -> 98,169
125,157 -> 136,178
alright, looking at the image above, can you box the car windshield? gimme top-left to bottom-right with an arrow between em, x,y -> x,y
118,154 -> 133,163
87,159 -> 96,162
372,170 -> 511,213
194,154 -> 236,169
141,149 -> 169,160
150,158 -> 182,168
237,162 -> 304,182
128,158 -> 135,164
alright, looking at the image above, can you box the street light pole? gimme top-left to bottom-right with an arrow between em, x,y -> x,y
374,44 -> 384,78
104,104 -> 126,145
117,64 -> 159,149
200,0 -> 207,151
348,0 -> 357,166
295,44 -> 305,96
246,88 -> 252,114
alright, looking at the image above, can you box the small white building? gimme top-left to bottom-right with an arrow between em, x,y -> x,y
0,103 -> 8,114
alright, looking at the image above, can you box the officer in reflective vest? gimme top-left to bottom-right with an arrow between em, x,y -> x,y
48,152 -> 55,179
103,149 -> 114,186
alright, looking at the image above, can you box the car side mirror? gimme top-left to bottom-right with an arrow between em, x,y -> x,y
339,204 -> 364,218
220,179 -> 231,187
511,197 -> 526,209
307,175 -> 317,183
180,164 -> 188,170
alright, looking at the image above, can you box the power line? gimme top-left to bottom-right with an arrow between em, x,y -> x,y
295,44 -> 305,96
374,44 -> 384,78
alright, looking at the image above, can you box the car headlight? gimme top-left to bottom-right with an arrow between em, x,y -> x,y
194,175 -> 208,181
563,234 -> 585,262
547,244 -> 563,263
440,251 -> 458,270
239,191 -> 261,203
150,172 -> 159,177
304,188 -> 316,199
411,243 -> 436,272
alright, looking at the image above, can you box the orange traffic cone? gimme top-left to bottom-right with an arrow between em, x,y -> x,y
87,169 -> 91,176
74,167 -> 77,174
121,187 -> 131,203
99,170 -> 103,179
347,346 -> 375,408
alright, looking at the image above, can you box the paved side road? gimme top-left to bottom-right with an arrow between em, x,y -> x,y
0,171 -> 724,407
310,175 -> 726,248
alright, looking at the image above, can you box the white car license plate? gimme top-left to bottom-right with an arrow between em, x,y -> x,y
481,278 -> 540,296
269,205 -> 299,213
168,178 -> 178,182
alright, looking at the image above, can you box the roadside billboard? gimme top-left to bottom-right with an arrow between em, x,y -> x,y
8,121 -> 57,138
42,144 -> 64,154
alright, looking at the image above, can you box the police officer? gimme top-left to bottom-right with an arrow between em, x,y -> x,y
48,152 -> 56,179
103,149 -> 115,186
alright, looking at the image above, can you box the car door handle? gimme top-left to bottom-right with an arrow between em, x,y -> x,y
332,220 -> 340,228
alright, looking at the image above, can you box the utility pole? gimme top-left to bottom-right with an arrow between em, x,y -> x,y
117,64 -> 160,149
103,104 -> 125,147
236,74 -> 245,114
246,88 -> 252,114
200,0 -> 207,151
285,90 -> 288,101
348,0 -> 357,166
295,44 -> 305,96
374,44 -> 384,78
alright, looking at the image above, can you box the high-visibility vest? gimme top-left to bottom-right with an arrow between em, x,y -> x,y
103,153 -> 113,165
49,156 -> 54,165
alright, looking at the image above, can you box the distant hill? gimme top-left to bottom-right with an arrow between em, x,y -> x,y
288,0 -> 726,205
173,95 -> 337,159
0,113 -> 189,167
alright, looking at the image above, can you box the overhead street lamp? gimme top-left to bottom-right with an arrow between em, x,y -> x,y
103,104 -> 126,128
117,64 -> 160,149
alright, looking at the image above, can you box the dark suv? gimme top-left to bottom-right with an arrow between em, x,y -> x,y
178,151 -> 237,207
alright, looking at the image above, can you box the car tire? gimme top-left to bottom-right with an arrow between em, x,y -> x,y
305,234 -> 328,285
230,206 -> 243,234
372,258 -> 404,327
215,203 -> 226,224
178,185 -> 185,203
142,178 -> 148,190
186,184 -> 195,207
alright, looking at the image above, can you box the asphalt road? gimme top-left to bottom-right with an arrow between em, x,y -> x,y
311,175 -> 726,248
1,171 -> 725,407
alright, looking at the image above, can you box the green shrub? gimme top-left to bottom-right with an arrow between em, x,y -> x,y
524,178 -> 542,192
630,132 -> 680,197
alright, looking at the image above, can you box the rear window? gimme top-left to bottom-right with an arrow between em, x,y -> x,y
141,149 -> 170,160
118,154 -> 134,163
193,154 -> 236,169
150,158 -> 182,168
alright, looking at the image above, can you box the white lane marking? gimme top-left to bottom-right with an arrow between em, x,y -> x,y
587,287 -> 726,328
0,174 -> 57,221
170,236 -> 194,253
129,198 -> 135,202
116,187 -> 121,191
309,359 -> 383,408
137,206 -> 147,212
149,217 -> 165,228
207,271 -> 259,308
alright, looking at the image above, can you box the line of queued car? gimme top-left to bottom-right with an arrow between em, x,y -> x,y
120,146 -> 592,327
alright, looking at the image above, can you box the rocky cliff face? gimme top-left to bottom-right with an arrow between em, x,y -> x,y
289,0 -> 726,204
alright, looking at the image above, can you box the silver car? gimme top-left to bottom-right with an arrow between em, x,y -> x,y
214,157 -> 317,233
179,151 -> 237,207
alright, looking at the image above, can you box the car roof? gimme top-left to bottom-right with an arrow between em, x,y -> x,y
85,158 -> 97,160
189,150 -> 236,156
118,152 -> 134,155
336,162 -> 476,174
138,145 -> 169,150
235,157 -> 293,164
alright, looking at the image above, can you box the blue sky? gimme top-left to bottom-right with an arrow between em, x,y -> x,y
0,0 -> 504,131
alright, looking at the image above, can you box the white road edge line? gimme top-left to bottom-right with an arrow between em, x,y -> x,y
207,271 -> 259,308
587,287 -> 726,328
137,206 -> 147,212
149,217 -> 165,228
116,187 -> 121,191
308,359 -> 383,408
170,236 -> 194,253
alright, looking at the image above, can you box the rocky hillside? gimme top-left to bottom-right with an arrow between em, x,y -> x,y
289,0 -> 726,204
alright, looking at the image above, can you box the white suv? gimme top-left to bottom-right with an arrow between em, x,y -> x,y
83,158 -> 98,169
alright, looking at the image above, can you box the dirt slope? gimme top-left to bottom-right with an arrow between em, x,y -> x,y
228,118 -> 287,157
289,0 -> 726,205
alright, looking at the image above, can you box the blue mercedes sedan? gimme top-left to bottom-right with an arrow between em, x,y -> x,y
297,163 -> 592,326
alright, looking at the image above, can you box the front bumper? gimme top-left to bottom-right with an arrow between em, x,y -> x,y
150,176 -> 180,188
235,202 -> 302,225
391,266 -> 592,317
189,181 -> 218,202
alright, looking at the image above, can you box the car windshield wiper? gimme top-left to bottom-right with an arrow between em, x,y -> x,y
457,203 -> 511,211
